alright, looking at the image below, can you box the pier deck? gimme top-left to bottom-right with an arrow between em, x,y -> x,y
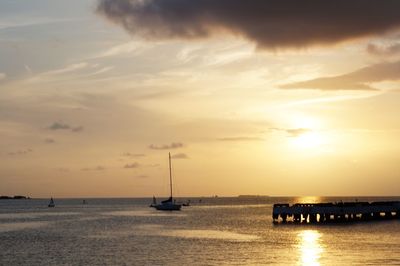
273,201 -> 400,223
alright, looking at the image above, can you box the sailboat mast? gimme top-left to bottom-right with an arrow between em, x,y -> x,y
169,152 -> 173,198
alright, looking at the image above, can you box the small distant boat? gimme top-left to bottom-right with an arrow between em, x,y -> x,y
48,197 -> 55,208
149,196 -> 157,208
182,200 -> 191,207
153,153 -> 181,211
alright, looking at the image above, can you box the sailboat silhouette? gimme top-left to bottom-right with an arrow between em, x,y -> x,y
153,153 -> 181,211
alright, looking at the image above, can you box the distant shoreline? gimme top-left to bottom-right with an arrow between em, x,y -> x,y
238,195 -> 269,198
0,195 -> 30,200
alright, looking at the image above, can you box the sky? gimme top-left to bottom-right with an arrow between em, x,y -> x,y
1,0 -> 400,198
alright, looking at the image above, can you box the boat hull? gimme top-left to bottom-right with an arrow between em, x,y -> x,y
155,203 -> 181,211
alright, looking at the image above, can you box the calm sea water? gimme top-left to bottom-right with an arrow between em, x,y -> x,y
1,196 -> 399,265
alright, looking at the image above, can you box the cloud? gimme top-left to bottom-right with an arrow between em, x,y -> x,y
149,142 -> 184,150
95,41 -> 147,58
171,153 -> 189,159
44,138 -> 55,144
97,0 -> 400,49
7,149 -> 33,156
48,122 -> 70,130
280,61 -> 400,91
81,166 -> 106,171
122,152 -> 146,158
41,62 -> 89,76
0,73 -> 6,81
124,162 -> 140,169
217,136 -> 263,141
270,128 -> 310,137
367,43 -> 400,56
26,62 -> 112,84
285,128 -> 310,137
47,122 -> 84,133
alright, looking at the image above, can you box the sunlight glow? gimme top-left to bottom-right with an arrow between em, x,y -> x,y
288,115 -> 327,150
291,115 -> 321,129
295,196 -> 321,204
298,230 -> 323,266
291,131 -> 325,149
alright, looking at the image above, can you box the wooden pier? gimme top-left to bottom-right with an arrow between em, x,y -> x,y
273,201 -> 400,224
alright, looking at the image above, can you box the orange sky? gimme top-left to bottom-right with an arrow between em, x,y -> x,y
1,0 -> 400,197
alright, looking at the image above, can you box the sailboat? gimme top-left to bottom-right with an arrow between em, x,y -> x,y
154,153 -> 182,211
149,196 -> 157,208
48,197 -> 55,208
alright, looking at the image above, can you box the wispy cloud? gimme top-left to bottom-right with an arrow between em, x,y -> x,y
48,122 -> 70,130
39,62 -> 89,76
282,93 -> 383,108
124,162 -> 140,169
122,152 -> 146,158
7,149 -> 33,156
47,122 -> 84,133
270,128 -> 310,137
0,17 -> 82,31
81,166 -> 106,171
95,41 -> 148,58
367,43 -> 400,57
27,62 -> 112,83
280,61 -> 400,91
149,142 -> 184,150
217,136 -> 263,141
171,153 -> 189,159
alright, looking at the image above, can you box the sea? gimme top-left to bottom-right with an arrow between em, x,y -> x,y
1,196 -> 399,265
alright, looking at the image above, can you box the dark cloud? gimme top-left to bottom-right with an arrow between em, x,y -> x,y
217,136 -> 263,141
97,0 -> 400,49
280,61 -> 400,91
270,128 -> 310,137
124,162 -> 140,168
171,153 -> 189,159
47,122 -> 84,132
367,43 -> 400,56
149,142 -> 184,150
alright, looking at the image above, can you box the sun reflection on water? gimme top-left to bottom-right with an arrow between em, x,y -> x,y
295,196 -> 321,204
298,230 -> 323,266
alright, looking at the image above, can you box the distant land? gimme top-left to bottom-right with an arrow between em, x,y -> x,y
238,195 -> 269,198
0,195 -> 30,200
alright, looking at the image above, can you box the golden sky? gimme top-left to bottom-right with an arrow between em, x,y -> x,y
1,0 -> 400,197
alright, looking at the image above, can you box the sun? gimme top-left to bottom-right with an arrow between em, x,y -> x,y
288,115 -> 327,150
292,131 -> 325,149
